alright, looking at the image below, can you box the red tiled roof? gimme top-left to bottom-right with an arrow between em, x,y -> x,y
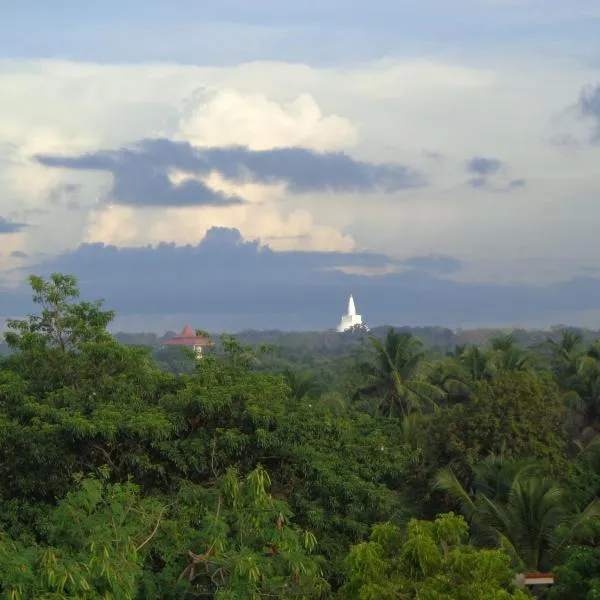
161,325 -> 210,347
181,325 -> 195,337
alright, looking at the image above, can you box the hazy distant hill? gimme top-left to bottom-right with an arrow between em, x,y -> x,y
3,325 -> 600,360
112,324 -> 600,354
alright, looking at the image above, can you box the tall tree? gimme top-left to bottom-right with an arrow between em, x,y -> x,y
355,329 -> 443,419
436,458 -> 600,571
424,371 -> 566,475
337,513 -> 529,599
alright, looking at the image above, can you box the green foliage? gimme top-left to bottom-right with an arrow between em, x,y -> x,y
6,273 -> 600,596
160,465 -> 329,599
425,371 -> 566,475
436,455 -> 600,571
5,274 -> 115,352
337,513 -> 529,599
0,471 -> 161,599
548,546 -> 600,600
354,329 -> 444,419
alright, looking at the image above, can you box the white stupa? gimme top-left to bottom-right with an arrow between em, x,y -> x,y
337,294 -> 368,332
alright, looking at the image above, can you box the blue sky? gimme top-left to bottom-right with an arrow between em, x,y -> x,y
3,1 -> 599,64
1,1 -> 600,331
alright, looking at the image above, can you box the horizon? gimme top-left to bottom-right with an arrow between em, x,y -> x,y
1,2 -> 600,330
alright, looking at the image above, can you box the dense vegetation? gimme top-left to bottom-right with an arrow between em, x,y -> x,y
1,273 -> 600,598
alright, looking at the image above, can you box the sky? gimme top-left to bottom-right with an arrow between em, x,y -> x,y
1,1 -> 600,332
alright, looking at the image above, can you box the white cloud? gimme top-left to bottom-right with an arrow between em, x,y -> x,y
177,89 -> 357,150
0,55 -> 599,287
84,170 -> 355,253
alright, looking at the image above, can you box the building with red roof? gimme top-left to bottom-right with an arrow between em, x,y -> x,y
160,325 -> 210,359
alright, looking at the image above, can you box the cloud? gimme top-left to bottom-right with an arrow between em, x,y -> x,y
464,155 -> 525,192
3,227 -> 600,331
466,156 -> 503,189
507,178 -> 526,189
35,144 -> 244,208
35,138 -> 424,207
0,216 -> 27,234
402,255 -> 463,275
0,56 -> 598,291
466,156 -> 503,176
579,84 -> 600,141
9,250 -> 27,258
48,183 -> 83,209
178,90 -> 357,151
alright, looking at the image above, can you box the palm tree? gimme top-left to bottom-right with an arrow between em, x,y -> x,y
547,330 -> 585,391
458,345 -> 495,382
427,345 -> 494,405
436,456 -> 600,571
548,334 -> 600,425
356,329 -> 444,419
489,335 -> 534,374
426,358 -> 472,405
281,367 -> 316,400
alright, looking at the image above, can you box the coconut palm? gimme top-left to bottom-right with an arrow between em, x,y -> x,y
547,335 -> 600,425
426,358 -> 472,405
490,335 -> 535,374
457,345 -> 496,382
281,367 -> 317,400
356,329 -> 444,419
427,345 -> 494,405
436,456 -> 600,571
547,330 -> 585,390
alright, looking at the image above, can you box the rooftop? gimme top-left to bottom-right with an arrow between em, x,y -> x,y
161,325 -> 210,347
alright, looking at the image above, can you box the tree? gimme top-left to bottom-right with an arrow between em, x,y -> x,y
436,456 -> 600,571
424,371 -> 566,475
0,275 -> 180,508
144,466 -> 329,599
337,513 -> 529,599
271,399 -> 417,588
0,470 -> 163,599
4,274 -> 115,352
489,335 -> 534,374
3,274 -> 116,393
547,546 -> 600,600
355,329 -> 443,419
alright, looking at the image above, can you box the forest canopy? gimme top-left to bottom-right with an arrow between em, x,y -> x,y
0,273 -> 599,598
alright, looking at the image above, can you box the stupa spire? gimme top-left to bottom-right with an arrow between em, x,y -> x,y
337,293 -> 368,332
348,294 -> 356,316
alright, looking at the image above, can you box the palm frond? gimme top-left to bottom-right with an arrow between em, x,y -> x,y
434,468 -> 476,520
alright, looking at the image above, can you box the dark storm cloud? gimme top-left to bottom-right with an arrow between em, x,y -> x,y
35,138 -> 425,207
2,227 -> 600,330
199,145 -> 424,193
579,84 -> 600,141
0,217 -> 27,234
36,143 -> 243,208
402,255 -> 463,275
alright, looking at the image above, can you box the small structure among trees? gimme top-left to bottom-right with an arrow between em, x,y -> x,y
160,325 -> 210,359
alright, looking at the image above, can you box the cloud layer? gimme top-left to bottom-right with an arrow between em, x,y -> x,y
35,139 -> 424,207
1,30 -> 600,329
464,155 -> 525,192
0,216 -> 27,234
579,84 -> 600,141
4,226 -> 600,331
